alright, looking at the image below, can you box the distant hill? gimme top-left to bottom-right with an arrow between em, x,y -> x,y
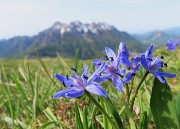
0,21 -> 147,59
164,26 -> 180,37
133,30 -> 179,47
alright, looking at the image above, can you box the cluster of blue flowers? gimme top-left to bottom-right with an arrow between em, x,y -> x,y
53,42 -> 176,99
166,40 -> 179,52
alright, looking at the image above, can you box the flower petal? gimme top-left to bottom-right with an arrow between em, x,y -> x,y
144,45 -> 153,58
120,57 -> 131,68
118,42 -> 131,67
105,47 -> 117,65
88,62 -> 106,83
53,89 -> 72,98
94,73 -> 112,82
85,83 -> 107,98
54,74 -> 65,82
82,65 -> 88,77
55,74 -> 74,88
131,57 -> 141,72
65,89 -> 84,98
151,72 -> 165,83
112,75 -> 123,91
140,54 -> 148,71
92,59 -> 102,68
119,42 -> 129,57
122,72 -> 134,83
156,71 -> 176,78
117,67 -> 126,76
71,73 -> 79,79
81,65 -> 89,85
116,45 -> 121,68
149,57 -> 164,71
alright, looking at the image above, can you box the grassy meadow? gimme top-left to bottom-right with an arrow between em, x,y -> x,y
0,47 -> 180,129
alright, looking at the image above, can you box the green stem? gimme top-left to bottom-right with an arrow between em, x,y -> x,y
125,83 -> 130,103
130,71 -> 149,113
129,78 -> 134,95
85,91 -> 118,129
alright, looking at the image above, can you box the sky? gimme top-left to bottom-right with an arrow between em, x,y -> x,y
0,0 -> 180,39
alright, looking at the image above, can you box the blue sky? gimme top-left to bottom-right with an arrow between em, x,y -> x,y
0,0 -> 180,39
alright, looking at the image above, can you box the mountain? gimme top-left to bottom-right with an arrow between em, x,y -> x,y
133,30 -> 179,47
164,26 -> 180,37
0,21 -> 147,59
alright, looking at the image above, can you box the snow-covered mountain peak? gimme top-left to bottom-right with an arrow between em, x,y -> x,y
50,21 -> 115,36
51,22 -> 62,30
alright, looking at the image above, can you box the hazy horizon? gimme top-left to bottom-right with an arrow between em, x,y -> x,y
1,0 -> 180,39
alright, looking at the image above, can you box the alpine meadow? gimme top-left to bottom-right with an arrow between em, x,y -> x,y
1,1 -> 180,129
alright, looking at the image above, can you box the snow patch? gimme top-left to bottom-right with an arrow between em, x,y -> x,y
51,21 -> 114,36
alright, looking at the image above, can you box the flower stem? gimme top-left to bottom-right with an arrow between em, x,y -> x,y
130,71 -> 149,113
85,91 -> 118,129
125,83 -> 130,103
129,78 -> 134,96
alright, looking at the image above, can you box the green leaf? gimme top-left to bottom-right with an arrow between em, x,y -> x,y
13,75 -> 29,104
32,72 -> 39,121
39,121 -> 57,129
150,77 -> 179,129
129,117 -> 136,129
96,115 -> 104,128
75,102 -> 83,129
1,66 -> 15,126
90,104 -> 98,129
104,97 -> 124,129
176,91 -> 180,122
138,111 -> 148,129
85,91 -> 118,128
43,107 -> 57,121
100,97 -> 109,129
17,123 -> 24,129
82,106 -> 88,129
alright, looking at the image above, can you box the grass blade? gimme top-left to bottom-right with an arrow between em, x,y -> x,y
100,97 -> 109,129
75,102 -> 83,129
138,111 -> 148,129
176,91 -> 180,123
43,107 -> 57,121
39,121 -> 57,129
83,106 -> 88,129
1,66 -> 15,126
104,97 -> 124,129
32,72 -> 39,122
13,74 -> 29,104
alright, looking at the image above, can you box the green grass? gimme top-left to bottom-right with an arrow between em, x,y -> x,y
0,48 -> 180,128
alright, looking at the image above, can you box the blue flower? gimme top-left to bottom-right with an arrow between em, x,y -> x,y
53,62 -> 107,99
93,43 -> 126,91
166,40 -> 179,52
141,45 -> 176,83
122,56 -> 141,83
118,42 -> 131,68
118,42 -> 141,83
